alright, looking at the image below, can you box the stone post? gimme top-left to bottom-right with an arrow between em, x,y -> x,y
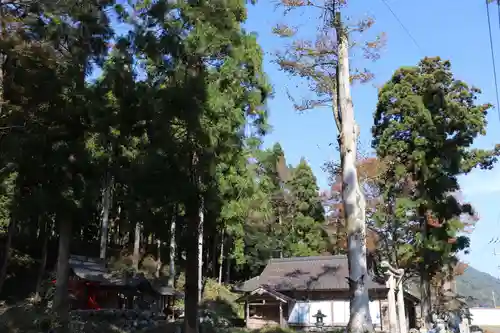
395,269 -> 407,333
385,269 -> 399,333
382,261 -> 408,333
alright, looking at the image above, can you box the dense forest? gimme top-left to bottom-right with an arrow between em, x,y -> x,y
1,1 -> 499,333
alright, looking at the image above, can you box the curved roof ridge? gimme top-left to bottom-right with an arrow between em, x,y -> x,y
268,255 -> 347,263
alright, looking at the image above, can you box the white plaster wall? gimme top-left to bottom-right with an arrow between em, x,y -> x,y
288,300 -> 381,327
470,308 -> 500,326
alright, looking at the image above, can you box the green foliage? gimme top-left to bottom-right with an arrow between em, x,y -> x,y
372,57 -> 498,276
0,0 -> 332,322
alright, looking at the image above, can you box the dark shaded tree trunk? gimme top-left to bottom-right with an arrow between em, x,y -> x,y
198,202 -> 204,302
53,220 -> 72,329
184,197 -> 201,333
99,173 -> 112,260
168,207 -> 176,287
155,238 -> 161,278
133,222 -> 141,270
420,212 -> 432,330
225,254 -> 231,284
0,218 -> 15,294
35,217 -> 49,301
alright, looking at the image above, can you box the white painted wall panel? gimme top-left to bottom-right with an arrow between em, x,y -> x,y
470,308 -> 500,326
333,301 -> 349,324
369,300 -> 381,327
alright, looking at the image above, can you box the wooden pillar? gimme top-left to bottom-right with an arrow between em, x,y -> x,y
245,299 -> 249,328
279,302 -> 284,328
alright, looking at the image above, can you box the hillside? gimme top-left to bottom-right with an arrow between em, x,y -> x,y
456,266 -> 500,307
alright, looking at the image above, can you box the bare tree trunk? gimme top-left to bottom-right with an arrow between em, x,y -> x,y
218,231 -> 224,285
133,222 -> 141,271
336,12 -> 373,333
198,201 -> 204,302
35,217 -> 49,301
0,218 -> 15,294
168,208 -> 176,287
99,173 -> 112,260
53,220 -> 72,328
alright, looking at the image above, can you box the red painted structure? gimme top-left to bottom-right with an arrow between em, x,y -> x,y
52,278 -> 104,310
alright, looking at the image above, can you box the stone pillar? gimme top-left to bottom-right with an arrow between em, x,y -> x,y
396,269 -> 407,333
386,272 -> 399,333
382,261 -> 408,333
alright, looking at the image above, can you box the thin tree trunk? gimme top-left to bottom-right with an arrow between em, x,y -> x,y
225,244 -> 231,284
420,212 -> 432,330
168,207 -> 176,287
35,217 -> 49,301
0,218 -> 15,294
0,3 -> 4,117
218,231 -> 224,285
184,199 -> 200,333
278,214 -> 283,258
336,12 -> 373,333
155,239 -> 161,278
113,204 -> 122,247
53,220 -> 72,328
99,173 -> 112,260
198,201 -> 204,302
133,222 -> 141,271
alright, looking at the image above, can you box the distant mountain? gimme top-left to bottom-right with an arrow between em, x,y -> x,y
456,266 -> 500,307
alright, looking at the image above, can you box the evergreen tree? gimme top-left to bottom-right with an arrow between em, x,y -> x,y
289,158 -> 325,222
284,158 -> 327,256
372,57 -> 500,328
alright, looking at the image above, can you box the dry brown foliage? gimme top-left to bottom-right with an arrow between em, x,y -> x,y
273,0 -> 385,119
322,157 -> 386,254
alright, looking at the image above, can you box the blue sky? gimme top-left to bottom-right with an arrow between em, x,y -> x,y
243,0 -> 500,277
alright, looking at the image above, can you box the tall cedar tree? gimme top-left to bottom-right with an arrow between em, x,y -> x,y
273,1 -> 384,331
131,1 -> 270,332
372,57 -> 500,329
0,1 -> 114,325
284,158 -> 327,256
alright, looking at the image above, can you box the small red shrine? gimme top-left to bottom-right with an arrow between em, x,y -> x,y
52,255 -> 152,310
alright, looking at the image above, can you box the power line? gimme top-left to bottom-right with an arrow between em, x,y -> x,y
486,0 -> 500,123
379,0 -> 423,54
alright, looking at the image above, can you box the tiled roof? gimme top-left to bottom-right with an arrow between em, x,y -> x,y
237,255 -> 387,292
69,255 -> 147,287
235,286 -> 294,303
69,255 -> 184,297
